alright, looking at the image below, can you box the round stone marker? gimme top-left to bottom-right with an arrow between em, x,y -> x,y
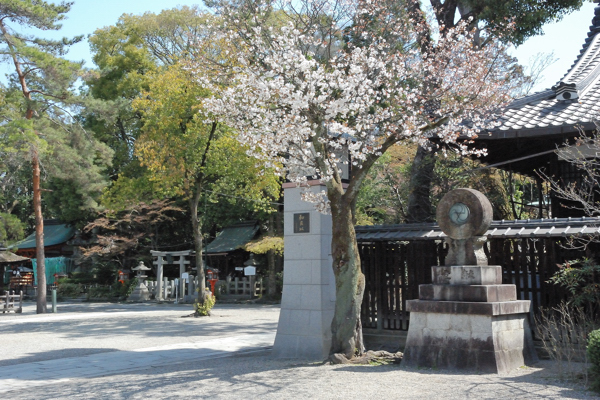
437,188 -> 492,239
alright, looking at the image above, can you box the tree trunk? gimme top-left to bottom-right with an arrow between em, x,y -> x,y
329,197 -> 365,358
190,196 -> 207,305
32,150 -> 47,313
406,145 -> 436,223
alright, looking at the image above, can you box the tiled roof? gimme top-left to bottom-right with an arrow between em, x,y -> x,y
355,217 -> 600,241
486,5 -> 600,138
12,222 -> 76,250
204,221 -> 259,254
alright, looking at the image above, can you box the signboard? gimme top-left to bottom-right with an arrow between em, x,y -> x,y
293,213 -> 310,233
244,266 -> 256,276
181,272 -> 189,282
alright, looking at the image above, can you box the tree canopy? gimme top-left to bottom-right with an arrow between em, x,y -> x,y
196,0 -> 523,358
1,0 -> 112,313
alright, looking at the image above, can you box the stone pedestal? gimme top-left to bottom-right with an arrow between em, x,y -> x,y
403,265 -> 538,374
128,282 -> 151,301
272,182 -> 336,360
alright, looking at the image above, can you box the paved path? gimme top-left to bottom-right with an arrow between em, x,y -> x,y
0,333 -> 275,393
0,301 -> 279,394
0,301 -> 596,399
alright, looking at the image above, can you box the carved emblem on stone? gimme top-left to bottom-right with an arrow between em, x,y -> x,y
461,268 -> 475,280
438,268 -> 451,284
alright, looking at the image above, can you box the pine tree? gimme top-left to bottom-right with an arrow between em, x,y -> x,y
0,0 -> 94,313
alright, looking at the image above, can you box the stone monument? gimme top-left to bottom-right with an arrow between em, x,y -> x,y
272,182 -> 336,359
128,261 -> 152,302
402,188 -> 538,374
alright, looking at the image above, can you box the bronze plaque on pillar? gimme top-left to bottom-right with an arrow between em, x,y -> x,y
293,213 -> 310,233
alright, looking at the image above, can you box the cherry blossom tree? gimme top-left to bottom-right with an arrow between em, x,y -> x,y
194,0 -> 519,359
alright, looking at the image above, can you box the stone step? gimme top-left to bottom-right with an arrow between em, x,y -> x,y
406,299 -> 531,316
431,265 -> 502,285
419,284 -> 517,302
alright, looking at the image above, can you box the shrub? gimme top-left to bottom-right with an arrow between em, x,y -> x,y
194,290 -> 216,316
214,281 -> 227,300
56,283 -> 82,298
124,278 -> 138,297
589,329 -> 600,392
58,272 -> 95,285
549,258 -> 600,318
87,286 -> 112,300
535,303 -> 600,382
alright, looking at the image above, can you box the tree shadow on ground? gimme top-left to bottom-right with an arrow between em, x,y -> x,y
333,359 -> 594,399
0,348 -> 120,368
4,352 -> 596,400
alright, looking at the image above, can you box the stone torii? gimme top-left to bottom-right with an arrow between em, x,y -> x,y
150,250 -> 192,300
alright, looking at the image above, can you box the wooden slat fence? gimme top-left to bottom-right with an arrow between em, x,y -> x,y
359,240 -> 444,331
359,237 -> 595,332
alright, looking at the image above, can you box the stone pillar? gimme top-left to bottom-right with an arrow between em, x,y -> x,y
177,255 -> 189,298
187,274 -> 195,303
152,254 -> 164,301
273,182 -> 336,360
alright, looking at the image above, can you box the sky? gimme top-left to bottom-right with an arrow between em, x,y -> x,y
3,0 -> 600,93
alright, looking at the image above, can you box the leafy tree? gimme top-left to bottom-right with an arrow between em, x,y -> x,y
0,86 -> 33,226
87,8 -> 281,309
355,146 -> 414,225
198,0 -> 520,358
405,0 -> 583,223
133,64 -> 280,309
0,0 -> 112,312
439,0 -> 583,46
0,211 -> 25,244
85,6 -> 219,180
80,200 -> 187,270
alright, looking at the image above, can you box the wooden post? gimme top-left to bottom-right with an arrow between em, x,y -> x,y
17,290 -> 23,313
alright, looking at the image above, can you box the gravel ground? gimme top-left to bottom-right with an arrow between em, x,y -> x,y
0,301 -> 279,366
1,301 -> 598,399
6,353 -> 597,399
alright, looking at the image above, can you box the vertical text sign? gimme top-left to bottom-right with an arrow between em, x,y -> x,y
293,213 -> 310,233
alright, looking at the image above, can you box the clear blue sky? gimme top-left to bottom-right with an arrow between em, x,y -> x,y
4,0 -> 600,93
510,1 -> 597,92
45,0 -> 206,64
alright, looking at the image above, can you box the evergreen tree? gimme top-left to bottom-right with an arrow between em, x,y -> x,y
0,0 -> 112,313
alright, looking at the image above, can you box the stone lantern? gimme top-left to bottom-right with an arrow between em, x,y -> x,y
128,261 -> 152,301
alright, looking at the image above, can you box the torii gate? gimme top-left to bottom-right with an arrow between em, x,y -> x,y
150,250 -> 193,300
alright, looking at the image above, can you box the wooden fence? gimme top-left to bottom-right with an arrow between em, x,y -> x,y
359,237 -> 596,332
1,290 -> 23,313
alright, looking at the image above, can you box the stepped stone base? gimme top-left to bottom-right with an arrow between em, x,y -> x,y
431,265 -> 502,285
403,309 -> 537,374
128,283 -> 151,302
418,284 -> 517,303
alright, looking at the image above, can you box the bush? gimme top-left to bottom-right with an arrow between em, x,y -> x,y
87,286 -> 113,300
535,303 -> 598,381
214,281 -> 227,300
56,283 -> 82,298
85,279 -> 139,301
589,329 -> 600,392
58,272 -> 95,285
92,262 -> 119,285
194,290 -> 216,316
549,259 -> 600,318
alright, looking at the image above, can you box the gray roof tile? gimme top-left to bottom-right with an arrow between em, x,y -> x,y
487,7 -> 600,138
356,217 -> 600,241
